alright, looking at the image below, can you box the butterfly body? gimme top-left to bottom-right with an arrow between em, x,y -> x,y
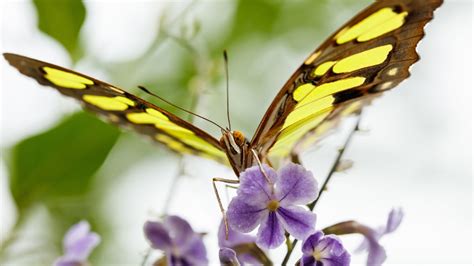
3,0 -> 442,177
219,130 -> 255,175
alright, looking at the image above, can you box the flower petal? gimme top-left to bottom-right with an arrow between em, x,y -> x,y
301,232 -> 350,266
218,220 -> 255,248
219,248 -> 241,266
319,235 -> 350,266
275,163 -> 318,206
63,221 -> 90,251
354,209 -> 402,265
218,220 -> 265,265
181,235 -> 208,265
256,212 -> 285,249
300,255 -> 316,266
366,241 -> 387,266
301,231 -> 324,255
64,232 -> 100,261
54,257 -> 82,266
237,165 -> 277,205
385,208 -> 403,234
355,226 -> 387,266
164,215 -> 195,247
277,206 -> 316,240
228,197 -> 267,233
143,221 -> 172,250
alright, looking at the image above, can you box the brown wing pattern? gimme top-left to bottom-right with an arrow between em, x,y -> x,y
250,0 -> 443,160
3,53 -> 227,162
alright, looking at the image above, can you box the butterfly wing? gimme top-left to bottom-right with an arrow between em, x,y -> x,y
250,0 -> 443,160
3,53 -> 227,162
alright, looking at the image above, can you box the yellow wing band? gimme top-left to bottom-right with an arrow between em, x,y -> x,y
287,77 -> 365,130
126,108 -> 225,158
156,134 -> 192,154
127,108 -> 193,134
313,61 -> 337,77
270,110 -> 332,156
357,12 -> 408,42
83,95 -> 135,111
283,96 -> 334,130
43,67 -> 94,89
293,77 -> 366,104
336,8 -> 408,45
166,130 -> 225,158
333,44 -> 393,73
311,44 -> 393,78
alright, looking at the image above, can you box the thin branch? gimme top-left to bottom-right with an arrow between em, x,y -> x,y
162,159 -> 187,214
140,5 -> 210,265
140,248 -> 152,266
140,157 -> 187,266
281,114 -> 363,265
309,114 -> 362,210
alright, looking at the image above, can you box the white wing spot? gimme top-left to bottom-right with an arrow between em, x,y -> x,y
387,68 -> 398,76
379,81 -> 394,91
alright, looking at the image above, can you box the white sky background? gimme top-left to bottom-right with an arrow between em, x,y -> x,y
1,0 -> 473,265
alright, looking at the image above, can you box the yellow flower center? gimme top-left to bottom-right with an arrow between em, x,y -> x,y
313,249 -> 323,261
267,200 -> 280,211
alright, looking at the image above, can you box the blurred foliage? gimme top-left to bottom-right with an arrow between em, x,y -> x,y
7,112 -> 119,211
33,0 -> 85,62
1,0 -> 369,264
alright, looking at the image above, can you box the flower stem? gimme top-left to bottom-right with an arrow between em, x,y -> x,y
281,114 -> 362,265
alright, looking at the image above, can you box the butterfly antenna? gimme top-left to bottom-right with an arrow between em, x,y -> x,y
138,86 -> 226,131
223,50 -> 232,131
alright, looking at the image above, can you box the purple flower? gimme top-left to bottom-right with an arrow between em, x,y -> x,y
300,231 -> 350,266
227,163 -> 318,249
143,215 -> 208,265
54,220 -> 101,266
219,248 -> 240,266
356,208 -> 404,266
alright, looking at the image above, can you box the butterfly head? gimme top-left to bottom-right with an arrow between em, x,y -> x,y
220,130 -> 248,155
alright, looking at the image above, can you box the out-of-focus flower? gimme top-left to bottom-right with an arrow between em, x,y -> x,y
300,231 -> 350,266
219,248 -> 240,266
218,219 -> 255,248
218,220 -> 266,265
54,220 -> 101,266
227,163 -> 318,249
143,215 -> 208,265
356,208 -> 404,266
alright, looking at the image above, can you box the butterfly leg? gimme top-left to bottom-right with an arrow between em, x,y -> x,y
212,177 -> 239,239
250,149 -> 274,186
225,184 -> 239,190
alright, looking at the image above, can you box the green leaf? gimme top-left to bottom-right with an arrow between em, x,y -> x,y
7,112 -> 120,210
226,0 -> 283,43
32,0 -> 86,62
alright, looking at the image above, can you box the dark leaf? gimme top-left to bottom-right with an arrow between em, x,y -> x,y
7,112 -> 120,210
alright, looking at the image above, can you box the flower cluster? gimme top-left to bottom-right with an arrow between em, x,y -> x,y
143,215 -> 208,265
300,231 -> 350,266
54,163 -> 403,266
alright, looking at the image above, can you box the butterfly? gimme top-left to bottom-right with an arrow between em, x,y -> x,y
3,0 -> 442,177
